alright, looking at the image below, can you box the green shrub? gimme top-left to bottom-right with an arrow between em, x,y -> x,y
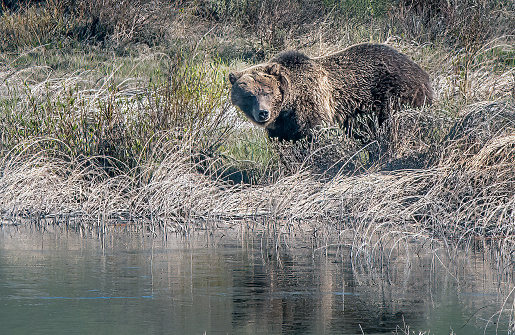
0,52 -> 232,173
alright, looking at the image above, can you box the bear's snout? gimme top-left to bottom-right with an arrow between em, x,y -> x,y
256,110 -> 269,123
253,95 -> 272,123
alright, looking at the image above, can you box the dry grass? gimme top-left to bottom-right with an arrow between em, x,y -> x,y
0,52 -> 514,246
1,2 -> 514,333
2,102 -> 514,240
0,1 -> 514,243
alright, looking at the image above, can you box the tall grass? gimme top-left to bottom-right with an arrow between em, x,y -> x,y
0,0 -> 514,240
1,3 -> 514,330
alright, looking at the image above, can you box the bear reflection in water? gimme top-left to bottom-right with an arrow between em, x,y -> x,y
229,43 -> 433,142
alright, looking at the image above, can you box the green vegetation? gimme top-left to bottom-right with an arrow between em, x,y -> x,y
0,0 -> 514,246
1,2 -> 514,332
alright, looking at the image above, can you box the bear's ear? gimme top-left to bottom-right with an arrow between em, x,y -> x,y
228,72 -> 240,85
265,63 -> 283,77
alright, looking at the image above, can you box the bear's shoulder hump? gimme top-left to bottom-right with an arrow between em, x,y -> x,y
271,50 -> 311,67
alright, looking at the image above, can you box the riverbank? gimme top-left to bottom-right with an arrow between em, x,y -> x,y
0,0 -> 514,245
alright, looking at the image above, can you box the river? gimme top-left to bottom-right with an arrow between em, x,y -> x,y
0,225 -> 513,334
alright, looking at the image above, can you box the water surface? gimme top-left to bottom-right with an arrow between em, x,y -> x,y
0,225 -> 513,334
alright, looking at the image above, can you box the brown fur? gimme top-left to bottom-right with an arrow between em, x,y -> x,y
229,43 -> 433,141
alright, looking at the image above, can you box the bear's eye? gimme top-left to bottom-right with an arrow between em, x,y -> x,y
240,95 -> 257,106
241,91 -> 256,99
249,95 -> 258,103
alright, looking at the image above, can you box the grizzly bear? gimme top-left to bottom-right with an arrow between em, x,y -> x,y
229,43 -> 433,142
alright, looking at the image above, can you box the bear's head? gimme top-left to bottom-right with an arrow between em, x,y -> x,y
228,63 -> 288,127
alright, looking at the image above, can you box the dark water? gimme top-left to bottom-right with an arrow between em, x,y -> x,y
0,226 -> 513,335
